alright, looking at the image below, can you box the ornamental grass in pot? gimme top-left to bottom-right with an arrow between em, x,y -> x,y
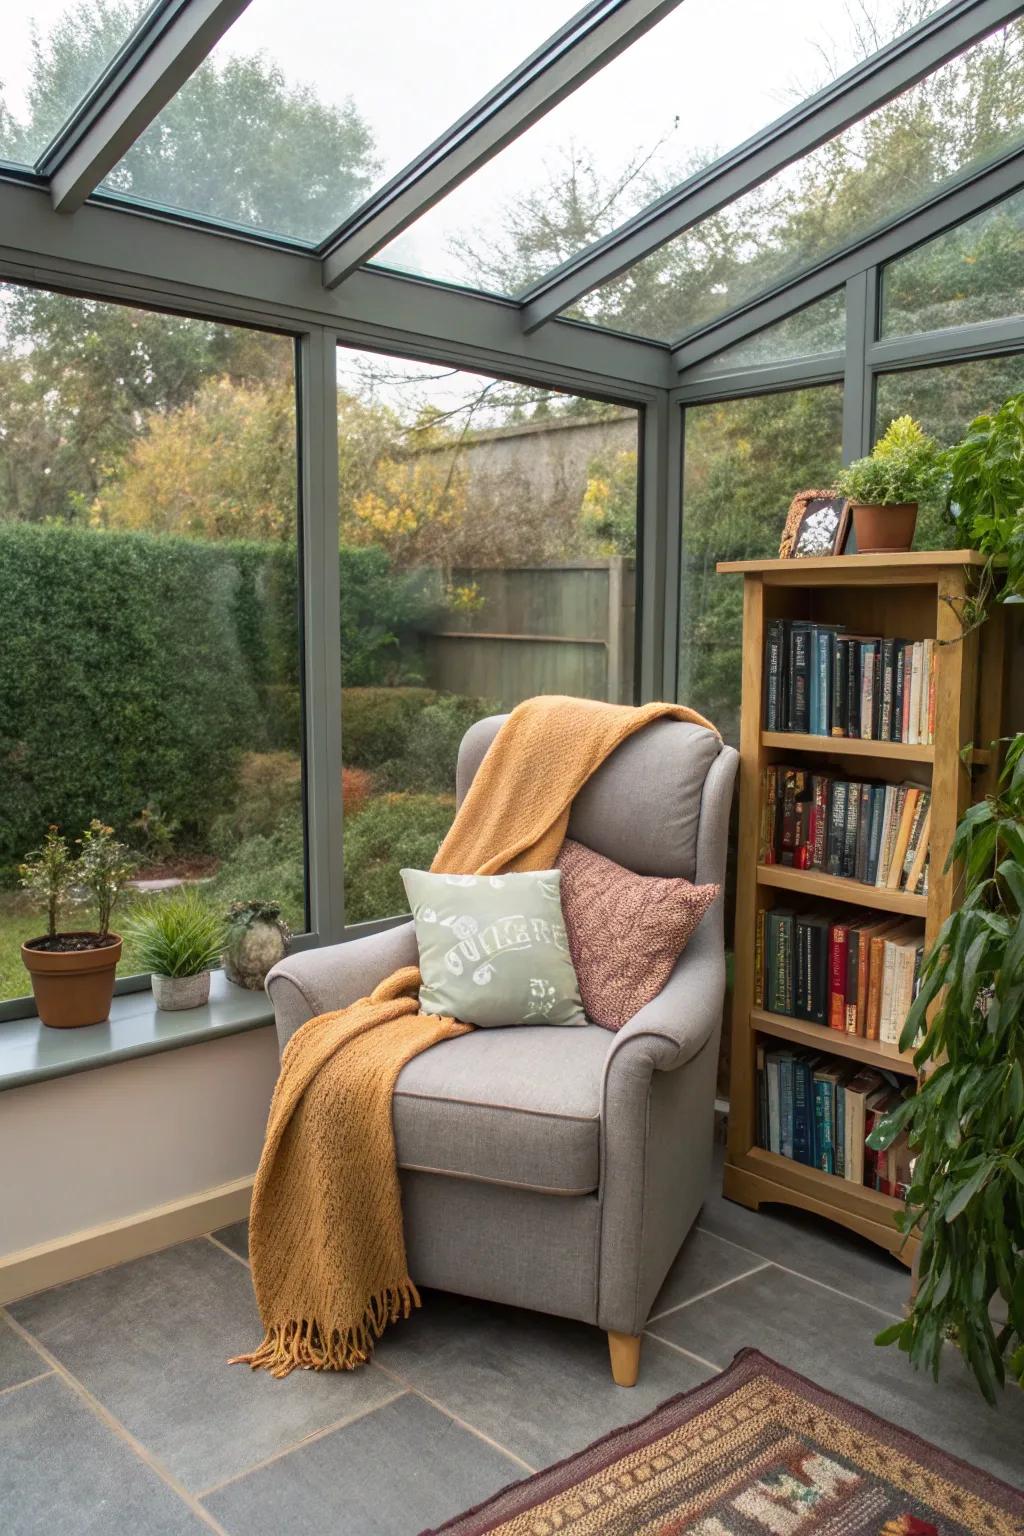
836,416 -> 943,553
125,889 -> 227,1011
20,821 -> 135,1029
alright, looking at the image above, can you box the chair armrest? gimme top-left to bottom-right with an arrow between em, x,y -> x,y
266,921 -> 418,1053
604,904 -> 726,1080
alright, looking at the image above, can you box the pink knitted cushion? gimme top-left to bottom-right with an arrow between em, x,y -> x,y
556,838 -> 718,1031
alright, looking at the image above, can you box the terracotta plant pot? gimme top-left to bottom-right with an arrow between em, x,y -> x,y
151,970 -> 211,1011
21,933 -> 122,1029
851,501 -> 918,554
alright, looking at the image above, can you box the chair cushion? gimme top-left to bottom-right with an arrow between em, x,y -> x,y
557,838 -> 719,1030
456,715 -> 722,880
393,1023 -> 608,1194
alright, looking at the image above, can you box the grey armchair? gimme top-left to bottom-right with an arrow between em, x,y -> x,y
266,714 -> 738,1386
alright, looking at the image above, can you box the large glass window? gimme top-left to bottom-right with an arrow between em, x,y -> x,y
699,291 -> 846,371
0,286 -> 305,1005
881,189 -> 1024,336
378,0 -> 945,295
875,355 -> 1024,546
96,0 -> 583,244
574,19 -> 1024,340
336,348 -> 640,925
679,386 -> 844,742
0,0 -> 153,169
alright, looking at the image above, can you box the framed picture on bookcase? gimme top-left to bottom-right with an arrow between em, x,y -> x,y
779,490 -> 850,559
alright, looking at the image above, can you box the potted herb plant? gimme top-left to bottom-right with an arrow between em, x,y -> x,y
223,900 -> 291,990
20,821 -> 136,1029
836,415 -> 943,554
125,889 -> 226,1011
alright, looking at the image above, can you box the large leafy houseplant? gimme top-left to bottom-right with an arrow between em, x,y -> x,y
836,415 -> 944,508
869,392 -> 1024,1403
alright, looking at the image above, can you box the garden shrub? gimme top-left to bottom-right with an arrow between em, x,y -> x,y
342,765 -> 373,817
209,752 -> 302,851
342,792 -> 455,925
377,692 -> 499,793
341,687 -> 438,767
206,807 -> 306,934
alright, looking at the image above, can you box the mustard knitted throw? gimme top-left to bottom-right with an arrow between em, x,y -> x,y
234,696 -> 718,1377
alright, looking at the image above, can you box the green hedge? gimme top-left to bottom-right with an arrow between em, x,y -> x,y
0,525 -> 435,871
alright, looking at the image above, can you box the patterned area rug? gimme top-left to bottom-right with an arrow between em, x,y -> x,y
422,1349 -> 1023,1536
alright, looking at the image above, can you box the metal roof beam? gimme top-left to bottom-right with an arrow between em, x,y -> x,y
519,0 -> 1023,333
43,0 -> 251,215
671,145 -> 1024,371
320,0 -> 681,290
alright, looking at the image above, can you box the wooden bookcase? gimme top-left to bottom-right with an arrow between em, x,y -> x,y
716,551 -> 1004,1266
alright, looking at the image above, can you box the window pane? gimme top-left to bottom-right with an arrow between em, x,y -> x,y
881,189 -> 1024,336
376,0 -> 945,294
0,0 -> 153,168
98,0 -> 582,244
700,291 -> 846,370
0,286 -> 305,1006
679,386 -> 844,743
574,19 -> 1024,340
337,348 -> 639,925
875,355 -> 1024,547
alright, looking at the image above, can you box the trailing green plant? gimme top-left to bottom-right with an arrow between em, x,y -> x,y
869,736 -> 1024,1402
941,392 -> 1024,631
18,827 -> 75,939
836,416 -> 944,507
124,889 -> 226,978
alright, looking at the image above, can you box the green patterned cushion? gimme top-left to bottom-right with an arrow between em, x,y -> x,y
400,868 -> 586,1028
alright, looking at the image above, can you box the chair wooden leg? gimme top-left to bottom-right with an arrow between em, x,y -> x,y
607,1330 -> 641,1387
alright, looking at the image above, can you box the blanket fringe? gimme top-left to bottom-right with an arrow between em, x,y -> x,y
229,1279 -> 421,1378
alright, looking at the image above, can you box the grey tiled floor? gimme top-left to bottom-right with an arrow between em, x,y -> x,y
3,1160 -> 1022,1535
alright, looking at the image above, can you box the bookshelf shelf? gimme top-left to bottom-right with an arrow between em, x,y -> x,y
761,731 -> 934,763
720,552 -> 997,1271
750,1008 -> 917,1077
756,863 -> 927,915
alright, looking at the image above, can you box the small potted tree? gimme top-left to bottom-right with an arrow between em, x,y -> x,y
125,889 -> 226,1011
836,415 -> 943,553
20,821 -> 136,1029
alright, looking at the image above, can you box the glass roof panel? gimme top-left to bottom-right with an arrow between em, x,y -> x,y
0,0 -> 153,170
97,0 -> 584,244
374,0 -> 946,296
699,291 -> 846,370
881,186 -> 1024,336
570,18 -> 1024,341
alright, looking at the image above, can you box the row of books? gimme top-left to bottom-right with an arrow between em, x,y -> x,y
763,619 -> 937,744
754,908 -> 924,1044
756,1045 -> 913,1192
760,767 -> 930,894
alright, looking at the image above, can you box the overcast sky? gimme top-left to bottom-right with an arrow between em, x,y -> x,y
5,0 -> 934,283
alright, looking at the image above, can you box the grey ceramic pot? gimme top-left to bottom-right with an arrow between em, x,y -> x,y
151,971 -> 211,1011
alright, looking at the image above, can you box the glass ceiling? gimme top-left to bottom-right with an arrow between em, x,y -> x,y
700,291 -> 847,371
374,0 -> 947,296
0,0 -> 152,169
97,0 -> 586,244
569,16 -> 1024,342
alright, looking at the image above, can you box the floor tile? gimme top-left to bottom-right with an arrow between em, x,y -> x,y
206,1391 -> 521,1536
0,1314 -> 48,1393
210,1221 -> 248,1262
648,1263 -> 1024,1486
9,1238 -> 400,1494
702,1149 -> 912,1315
648,1227 -> 766,1320
374,1288 -> 711,1469
0,1373 -> 205,1535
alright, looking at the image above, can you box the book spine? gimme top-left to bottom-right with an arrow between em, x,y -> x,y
859,642 -> 874,741
780,1056 -> 794,1161
790,625 -> 811,733
879,638 -> 895,741
756,1046 -> 767,1148
908,642 -> 922,746
835,1083 -> 846,1179
792,1059 -> 812,1166
854,782 -> 872,884
811,775 -> 830,869
829,922 -> 848,1031
841,780 -> 859,879
901,644 -> 914,742
866,935 -> 886,1041
815,1080 -> 835,1174
818,630 -> 832,735
767,1056 -> 781,1154
809,628 -> 820,739
831,634 -> 847,736
754,908 -> 766,1008
926,639 -> 937,744
892,642 -> 905,742
845,638 -> 860,738
844,929 -> 859,1034
763,621 -> 782,731
810,921 -> 828,1026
